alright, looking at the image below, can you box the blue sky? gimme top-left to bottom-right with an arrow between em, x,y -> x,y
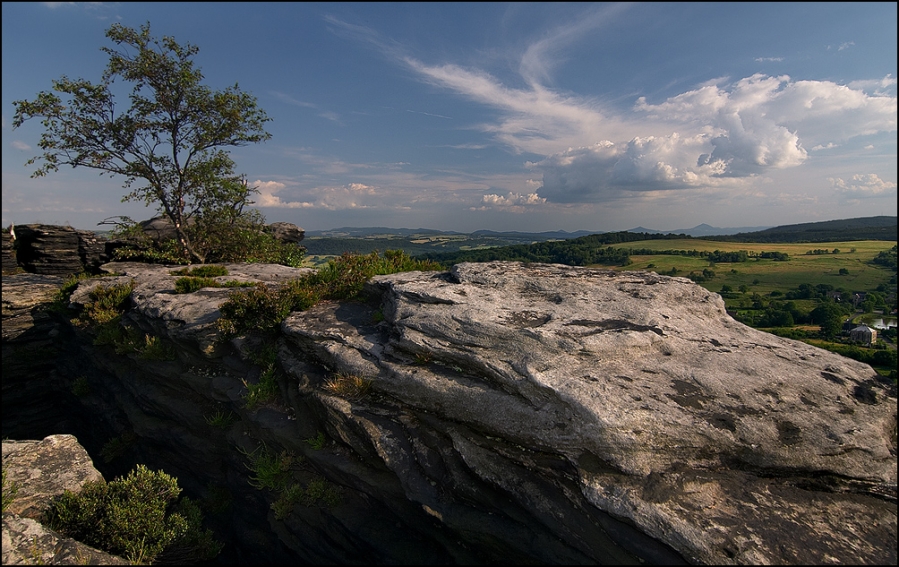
2,2 -> 896,233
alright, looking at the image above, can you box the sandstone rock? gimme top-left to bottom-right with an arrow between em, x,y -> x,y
2,435 -> 104,520
2,260 -> 895,565
280,261 -> 896,565
12,225 -> 83,276
2,226 -> 17,274
266,221 -> 305,244
139,215 -> 194,242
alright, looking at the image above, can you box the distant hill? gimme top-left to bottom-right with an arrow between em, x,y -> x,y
705,216 -> 897,243
626,223 -> 772,237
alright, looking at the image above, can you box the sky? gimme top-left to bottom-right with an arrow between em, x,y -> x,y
2,2 -> 896,233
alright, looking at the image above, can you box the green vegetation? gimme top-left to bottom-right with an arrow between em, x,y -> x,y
43,464 -> 221,564
204,410 -> 236,429
272,477 -> 342,520
705,216 -> 896,243
100,432 -> 137,464
322,372 -> 373,401
304,431 -> 327,450
218,250 -> 441,337
2,467 -> 18,512
241,343 -> 282,409
171,265 -> 229,278
173,276 -> 255,294
71,376 -> 91,397
79,280 -> 135,326
240,444 -> 297,492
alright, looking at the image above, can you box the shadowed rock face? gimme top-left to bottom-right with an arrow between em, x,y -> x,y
2,260 -> 896,565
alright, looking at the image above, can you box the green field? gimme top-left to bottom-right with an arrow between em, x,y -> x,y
606,239 -> 896,297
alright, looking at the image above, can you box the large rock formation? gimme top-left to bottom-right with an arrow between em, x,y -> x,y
11,224 -> 112,276
1,260 -> 895,565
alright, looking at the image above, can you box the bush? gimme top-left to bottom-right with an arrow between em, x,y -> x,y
218,250 -> 440,337
171,265 -> 229,277
43,464 -> 220,564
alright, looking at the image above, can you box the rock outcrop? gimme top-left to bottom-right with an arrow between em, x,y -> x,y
11,224 -> 112,276
2,435 -> 128,565
2,260 -> 896,565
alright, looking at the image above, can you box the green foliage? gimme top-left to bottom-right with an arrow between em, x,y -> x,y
240,444 -> 296,491
242,357 -> 281,409
171,265 -> 229,277
304,431 -> 327,450
2,467 -> 18,513
100,432 -> 137,464
173,276 -> 255,294
271,477 -> 341,520
323,372 -> 373,401
12,22 -> 271,264
871,245 -> 898,270
81,280 -> 134,325
48,272 -> 93,314
43,464 -> 220,564
218,250 -> 440,337
204,410 -> 236,429
71,376 -> 91,397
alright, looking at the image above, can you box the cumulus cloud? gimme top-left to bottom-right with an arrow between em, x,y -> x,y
253,180 -> 315,209
472,191 -> 546,212
327,12 -> 896,209
831,174 -> 897,198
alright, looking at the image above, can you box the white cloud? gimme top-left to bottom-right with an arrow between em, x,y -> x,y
253,180 -> 315,209
10,141 -> 31,151
838,41 -> 855,51
754,57 -> 784,62
831,173 -> 897,198
472,191 -> 547,212
811,143 -> 838,151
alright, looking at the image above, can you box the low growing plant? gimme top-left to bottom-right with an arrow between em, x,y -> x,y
2,467 -> 18,512
218,250 -> 441,337
170,265 -> 229,278
239,444 -> 297,492
304,431 -> 327,450
322,372 -> 373,401
71,376 -> 91,397
100,431 -> 137,464
204,410 -> 236,429
43,464 -> 221,564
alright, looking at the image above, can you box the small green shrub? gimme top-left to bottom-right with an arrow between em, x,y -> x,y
271,483 -> 305,521
174,276 -> 219,294
322,372 -> 373,401
81,280 -> 135,325
71,376 -> 91,397
171,265 -> 229,277
43,464 -> 220,564
2,467 -> 18,512
240,445 -> 296,492
139,333 -> 177,361
304,431 -> 327,450
218,250 -> 441,337
100,432 -> 136,464
47,272 -> 92,313
204,410 -> 236,429
302,476 -> 342,508
242,361 -> 280,409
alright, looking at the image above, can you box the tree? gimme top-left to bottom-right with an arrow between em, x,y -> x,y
13,23 -> 271,263
810,302 -> 847,339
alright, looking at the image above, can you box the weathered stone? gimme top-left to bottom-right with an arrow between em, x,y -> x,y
2,435 -> 104,520
2,260 -> 895,565
2,226 -> 17,274
266,221 -> 305,244
2,514 -> 129,565
280,262 -> 896,565
12,225 -> 83,276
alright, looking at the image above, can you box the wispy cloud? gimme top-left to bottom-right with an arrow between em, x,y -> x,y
754,57 -> 784,62
270,91 -> 341,123
406,109 -> 452,119
10,141 -> 31,151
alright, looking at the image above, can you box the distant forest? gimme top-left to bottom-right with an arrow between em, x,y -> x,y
416,232 -> 685,266
703,216 -> 897,243
414,217 -> 897,267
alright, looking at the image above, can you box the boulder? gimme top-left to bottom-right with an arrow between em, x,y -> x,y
2,226 -> 17,274
2,435 -> 127,565
280,262 -> 896,565
12,225 -> 83,276
266,221 -> 305,244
